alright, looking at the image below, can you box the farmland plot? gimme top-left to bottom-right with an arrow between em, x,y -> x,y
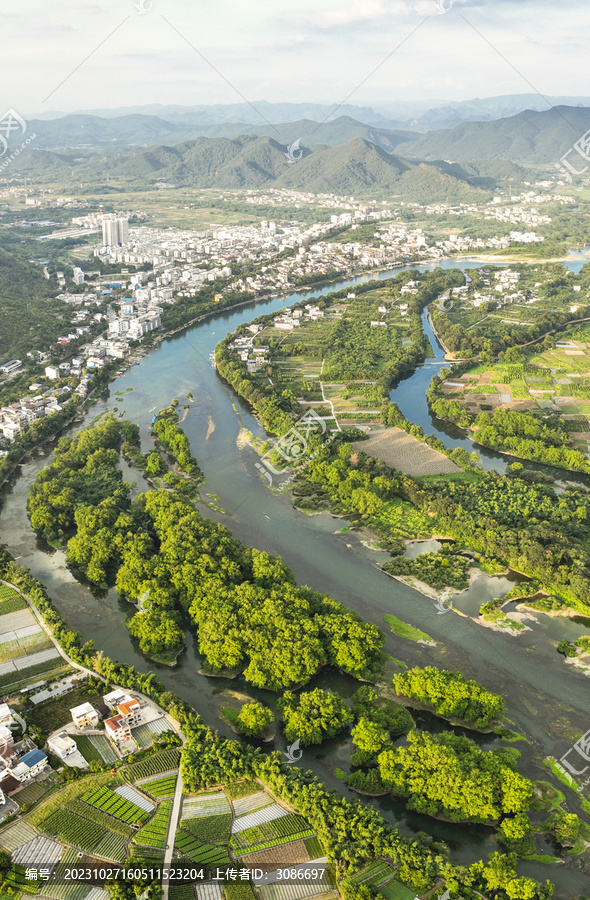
0,822 -> 38,853
232,815 -> 315,856
113,785 -> 154,813
81,786 -> 150,824
125,749 -> 180,781
140,775 -> 177,799
258,883 -> 337,900
195,884 -> 223,900
133,800 -> 172,849
87,735 -> 117,765
12,836 -> 63,867
182,793 -> 231,819
232,804 -> 288,834
174,830 -> 231,867
231,792 -> 274,817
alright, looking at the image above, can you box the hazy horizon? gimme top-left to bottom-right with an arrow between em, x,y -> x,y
3,0 -> 590,122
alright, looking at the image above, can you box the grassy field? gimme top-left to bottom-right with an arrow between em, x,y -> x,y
383,615 -> 435,644
28,772 -> 123,827
27,683 -> 103,734
125,748 -> 181,781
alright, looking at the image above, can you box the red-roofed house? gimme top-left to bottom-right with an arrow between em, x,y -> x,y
105,714 -> 131,743
116,698 -> 141,726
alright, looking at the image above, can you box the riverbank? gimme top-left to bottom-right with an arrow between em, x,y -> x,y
2,257 -> 590,897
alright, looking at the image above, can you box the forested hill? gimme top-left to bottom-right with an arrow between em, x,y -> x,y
26,112 -> 418,153
13,136 -> 491,201
0,247 -> 63,360
396,104 -> 590,165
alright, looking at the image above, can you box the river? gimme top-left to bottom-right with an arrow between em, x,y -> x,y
1,258 -> 589,894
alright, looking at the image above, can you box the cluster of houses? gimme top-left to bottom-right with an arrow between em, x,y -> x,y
0,387 -> 74,443
0,704 -> 49,800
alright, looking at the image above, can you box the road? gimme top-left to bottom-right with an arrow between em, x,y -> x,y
162,770 -> 184,900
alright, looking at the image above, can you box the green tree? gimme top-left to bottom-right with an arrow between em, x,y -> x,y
279,689 -> 353,746
236,702 -> 273,737
351,717 -> 389,753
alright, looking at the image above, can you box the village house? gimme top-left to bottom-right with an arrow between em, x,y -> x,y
70,702 -> 100,729
104,714 -> 131,744
10,749 -> 47,782
47,732 -> 78,761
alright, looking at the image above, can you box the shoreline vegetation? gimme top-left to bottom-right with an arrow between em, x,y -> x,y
215,267 -> 590,638
0,415 -> 575,899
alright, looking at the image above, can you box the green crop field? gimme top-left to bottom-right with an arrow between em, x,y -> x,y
64,798 -> 135,839
179,814 -> 232,843
174,830 -> 232,867
232,814 -> 314,855
141,774 -> 177,798
73,735 -> 104,764
125,749 -> 181,781
169,885 -> 195,900
133,800 -> 172,849
93,830 -> 128,863
4,864 -> 40,895
81,786 -> 149,826
303,836 -> 323,858
42,808 -> 105,853
0,589 -> 28,613
224,780 -> 260,800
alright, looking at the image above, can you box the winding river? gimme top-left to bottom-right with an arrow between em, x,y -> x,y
1,258 -> 590,895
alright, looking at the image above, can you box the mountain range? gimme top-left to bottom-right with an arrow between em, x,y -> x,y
396,106 -> 590,165
14,135 -> 502,201
25,114 -> 417,154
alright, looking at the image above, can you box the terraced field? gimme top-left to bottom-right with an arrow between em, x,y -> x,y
125,749 -> 181,781
133,800 -> 172,849
140,774 -> 177,799
81,786 -> 149,825
174,830 -> 232,867
232,815 -> 315,856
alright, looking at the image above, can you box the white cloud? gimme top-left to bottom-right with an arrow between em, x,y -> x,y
0,0 -> 588,117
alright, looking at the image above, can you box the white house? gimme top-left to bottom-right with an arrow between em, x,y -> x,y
47,732 -> 77,760
0,705 -> 14,728
70,702 -> 100,729
10,749 -> 47,782
103,688 -> 128,708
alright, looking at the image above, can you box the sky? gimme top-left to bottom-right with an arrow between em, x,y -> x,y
2,0 -> 590,119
